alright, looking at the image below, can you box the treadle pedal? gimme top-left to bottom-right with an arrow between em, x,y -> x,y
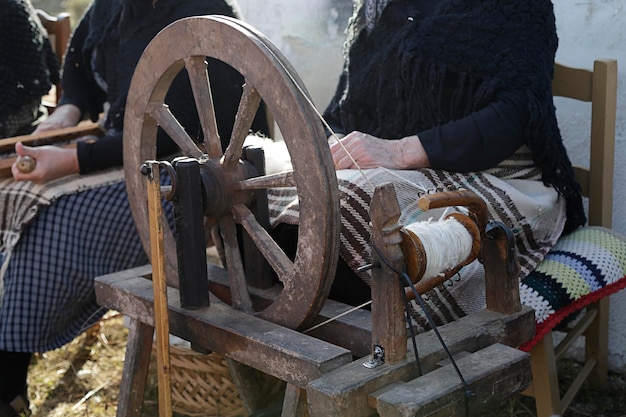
369,343 -> 531,417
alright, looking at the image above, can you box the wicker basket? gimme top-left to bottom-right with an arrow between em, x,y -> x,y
162,345 -> 247,417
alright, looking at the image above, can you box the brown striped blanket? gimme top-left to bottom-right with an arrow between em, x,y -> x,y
267,146 -> 567,332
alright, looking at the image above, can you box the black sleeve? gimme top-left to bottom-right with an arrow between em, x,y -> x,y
418,89 -> 529,172
76,70 -> 190,174
57,7 -> 107,120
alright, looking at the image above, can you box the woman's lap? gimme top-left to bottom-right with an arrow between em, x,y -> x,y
0,181 -> 148,352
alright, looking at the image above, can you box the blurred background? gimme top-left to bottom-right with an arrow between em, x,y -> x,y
32,0 -> 89,27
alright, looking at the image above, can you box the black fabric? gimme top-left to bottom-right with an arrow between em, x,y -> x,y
271,223 -> 371,307
60,0 -> 269,173
324,0 -> 585,233
0,350 -> 31,404
0,0 -> 59,125
417,89 -> 529,172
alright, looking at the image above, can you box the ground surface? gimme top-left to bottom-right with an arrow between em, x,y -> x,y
25,312 -> 626,417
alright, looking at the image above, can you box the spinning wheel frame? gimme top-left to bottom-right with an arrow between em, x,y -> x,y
123,16 -> 340,329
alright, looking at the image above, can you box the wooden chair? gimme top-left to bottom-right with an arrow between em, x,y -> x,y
523,59 -> 619,417
36,9 -> 71,109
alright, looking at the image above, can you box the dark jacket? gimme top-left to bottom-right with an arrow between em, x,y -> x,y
60,0 -> 267,173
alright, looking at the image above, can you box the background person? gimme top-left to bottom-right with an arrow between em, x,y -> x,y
0,0 -> 59,138
0,0 -> 268,415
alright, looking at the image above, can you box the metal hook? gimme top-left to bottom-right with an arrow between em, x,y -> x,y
356,261 -> 381,273
140,160 -> 177,201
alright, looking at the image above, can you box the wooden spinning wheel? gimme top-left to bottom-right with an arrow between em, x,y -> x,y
123,16 -> 341,329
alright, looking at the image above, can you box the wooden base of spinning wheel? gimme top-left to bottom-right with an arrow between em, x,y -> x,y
96,183 -> 535,417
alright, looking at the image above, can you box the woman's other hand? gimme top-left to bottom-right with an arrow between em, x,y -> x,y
12,141 -> 79,183
330,131 -> 430,170
33,103 -> 82,133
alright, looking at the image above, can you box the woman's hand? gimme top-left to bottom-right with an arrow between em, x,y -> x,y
33,103 -> 82,133
330,131 -> 430,170
12,141 -> 79,183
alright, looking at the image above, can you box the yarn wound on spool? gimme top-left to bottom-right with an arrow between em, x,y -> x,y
400,216 -> 474,283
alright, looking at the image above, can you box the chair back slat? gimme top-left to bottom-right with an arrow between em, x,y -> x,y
553,60 -> 618,228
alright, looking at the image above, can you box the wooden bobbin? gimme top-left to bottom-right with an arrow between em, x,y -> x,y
399,228 -> 427,284
399,212 -> 480,286
16,156 -> 36,173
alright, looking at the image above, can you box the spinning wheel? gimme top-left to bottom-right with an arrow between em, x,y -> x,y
97,15 -> 539,417
123,16 -> 341,329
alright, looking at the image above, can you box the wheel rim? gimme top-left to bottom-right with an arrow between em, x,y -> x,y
123,16 -> 340,329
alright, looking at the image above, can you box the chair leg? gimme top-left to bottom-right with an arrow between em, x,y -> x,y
585,298 -> 610,385
528,332 -> 562,417
116,318 -> 154,417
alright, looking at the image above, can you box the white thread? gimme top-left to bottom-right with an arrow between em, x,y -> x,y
404,217 -> 473,280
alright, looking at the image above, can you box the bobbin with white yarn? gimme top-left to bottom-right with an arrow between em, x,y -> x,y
399,212 -> 480,285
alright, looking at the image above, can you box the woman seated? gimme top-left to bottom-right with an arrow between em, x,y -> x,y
0,0 -> 268,415
290,0 -> 585,312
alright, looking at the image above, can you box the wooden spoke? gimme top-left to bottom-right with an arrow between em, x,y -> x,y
231,204 -> 295,283
223,83 -> 262,167
184,56 -> 221,158
219,215 -> 254,313
147,102 -> 203,158
234,171 -> 296,190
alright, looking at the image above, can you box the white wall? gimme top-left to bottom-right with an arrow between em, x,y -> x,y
237,0 -> 353,111
237,0 -> 626,371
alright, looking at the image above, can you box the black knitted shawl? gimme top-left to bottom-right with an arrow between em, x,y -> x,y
325,0 -> 585,233
0,0 -> 59,116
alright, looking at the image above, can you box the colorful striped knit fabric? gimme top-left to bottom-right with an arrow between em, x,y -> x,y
519,226 -> 626,351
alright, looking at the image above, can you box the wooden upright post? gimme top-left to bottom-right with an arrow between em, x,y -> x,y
369,183 -> 407,364
146,161 -> 173,417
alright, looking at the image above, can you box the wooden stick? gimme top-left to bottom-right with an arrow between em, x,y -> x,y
146,161 -> 173,417
370,183 -> 407,364
0,121 -> 102,153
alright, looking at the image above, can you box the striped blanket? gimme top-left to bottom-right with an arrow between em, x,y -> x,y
268,142 -> 626,348
265,145 -> 625,348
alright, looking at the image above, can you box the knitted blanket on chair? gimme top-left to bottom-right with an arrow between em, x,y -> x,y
519,226 -> 626,351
